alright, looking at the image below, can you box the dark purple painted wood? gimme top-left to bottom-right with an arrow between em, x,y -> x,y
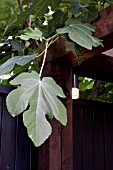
0,85 -> 13,94
81,106 -> 93,170
0,96 -> 3,154
73,99 -> 113,170
73,106 -> 82,170
0,87 -> 32,170
15,115 -> 31,170
93,107 -> 105,170
0,96 -> 16,170
104,107 -> 113,170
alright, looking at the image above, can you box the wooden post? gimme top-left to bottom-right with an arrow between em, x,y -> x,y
37,58 -> 73,170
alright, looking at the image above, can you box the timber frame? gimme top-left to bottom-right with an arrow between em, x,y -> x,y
0,4 -> 113,170
36,4 -> 113,170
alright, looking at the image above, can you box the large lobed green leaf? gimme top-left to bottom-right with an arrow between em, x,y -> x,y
6,71 -> 67,147
57,18 -> 103,50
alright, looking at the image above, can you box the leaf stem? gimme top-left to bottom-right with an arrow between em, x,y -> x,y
39,41 -> 48,78
37,35 -> 59,59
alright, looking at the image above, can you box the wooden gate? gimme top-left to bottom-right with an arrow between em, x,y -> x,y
73,99 -> 113,170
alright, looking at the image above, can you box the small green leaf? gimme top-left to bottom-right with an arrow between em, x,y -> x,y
11,39 -> 24,55
69,0 -> 81,14
6,71 -> 67,147
57,18 -> 103,50
65,40 -> 76,54
0,54 -> 37,76
19,27 -> 43,40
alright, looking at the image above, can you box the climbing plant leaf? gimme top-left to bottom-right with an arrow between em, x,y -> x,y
0,53 -> 37,76
0,0 -> 18,35
11,39 -> 25,55
19,27 -> 43,40
57,18 -> 103,50
14,0 -> 62,26
6,71 -> 67,146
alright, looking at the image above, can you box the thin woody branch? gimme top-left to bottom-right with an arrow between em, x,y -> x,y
17,0 -> 39,47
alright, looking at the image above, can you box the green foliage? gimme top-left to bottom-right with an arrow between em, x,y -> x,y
57,19 -> 103,50
14,0 -> 63,27
97,82 -> 113,103
79,77 -> 113,103
79,77 -> 94,91
19,27 -> 43,40
0,0 -> 19,35
6,71 -> 67,146
0,53 -> 37,76
64,37 -> 82,59
11,39 -> 25,55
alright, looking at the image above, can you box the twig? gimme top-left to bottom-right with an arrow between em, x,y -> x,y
17,0 -> 24,12
37,35 -> 59,59
17,0 -> 39,47
39,41 -> 48,78
33,39 -> 40,47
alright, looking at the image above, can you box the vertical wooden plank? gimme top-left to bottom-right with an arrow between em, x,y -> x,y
49,120 -> 61,170
0,95 -> 16,170
37,61 -> 62,170
15,115 -> 31,170
0,95 -> 3,152
47,62 -> 65,170
62,100 -> 73,170
37,139 -> 49,170
104,106 -> 113,170
82,106 -> 93,170
37,59 -> 73,170
37,120 -> 61,170
93,107 -> 105,170
61,65 -> 73,170
73,105 -> 82,170
31,145 -> 38,170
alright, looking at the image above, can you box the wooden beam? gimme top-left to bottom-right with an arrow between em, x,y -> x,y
93,4 -> 113,38
71,32 -> 113,64
73,54 -> 113,82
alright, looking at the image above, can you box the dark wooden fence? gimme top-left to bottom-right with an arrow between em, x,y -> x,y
1,85 -> 113,170
73,99 -> 113,170
0,85 -> 32,170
